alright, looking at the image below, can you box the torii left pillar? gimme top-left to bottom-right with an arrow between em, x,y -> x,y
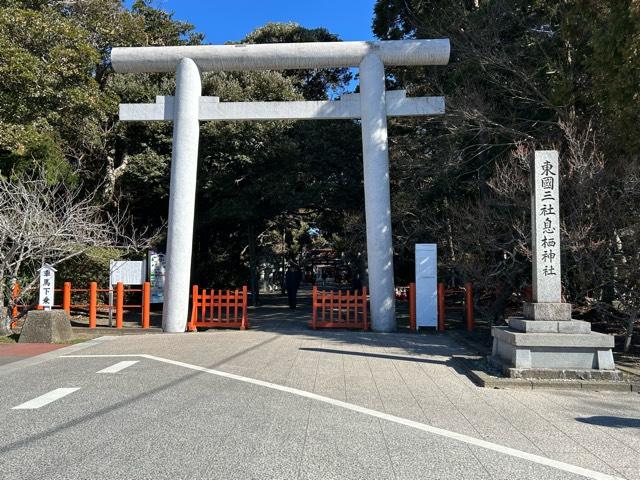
163,58 -> 201,332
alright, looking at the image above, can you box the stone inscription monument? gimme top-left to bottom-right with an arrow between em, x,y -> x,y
491,151 -> 618,379
111,40 -> 450,333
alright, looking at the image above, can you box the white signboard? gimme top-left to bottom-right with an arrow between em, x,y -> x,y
415,244 -> 437,328
109,260 -> 146,286
38,263 -> 57,310
148,251 -> 166,303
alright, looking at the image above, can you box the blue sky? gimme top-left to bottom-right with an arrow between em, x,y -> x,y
128,0 -> 378,44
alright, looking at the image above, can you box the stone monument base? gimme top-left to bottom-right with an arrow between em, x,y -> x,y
490,317 -> 619,380
523,302 -> 572,321
19,310 -> 73,343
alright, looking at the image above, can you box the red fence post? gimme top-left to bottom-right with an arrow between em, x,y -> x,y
437,282 -> 445,332
62,282 -> 71,314
362,286 -> 368,331
116,282 -> 124,329
409,282 -> 416,331
142,282 -> 151,329
189,285 -> 198,331
465,281 -> 474,332
89,282 -> 97,328
312,286 -> 317,329
241,285 -> 248,330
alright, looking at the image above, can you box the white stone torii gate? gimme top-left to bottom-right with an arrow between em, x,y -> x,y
112,39 -> 450,333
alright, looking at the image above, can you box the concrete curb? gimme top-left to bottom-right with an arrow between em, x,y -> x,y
616,364 -> 640,377
462,363 -> 639,392
0,336 -> 116,377
71,326 -> 163,335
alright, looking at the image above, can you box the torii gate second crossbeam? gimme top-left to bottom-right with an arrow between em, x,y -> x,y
112,39 -> 451,333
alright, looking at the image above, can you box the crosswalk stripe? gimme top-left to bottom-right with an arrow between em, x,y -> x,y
12,388 -> 80,410
96,360 -> 139,374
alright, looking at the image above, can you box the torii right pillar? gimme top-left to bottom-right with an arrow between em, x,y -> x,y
491,150 -> 619,379
360,53 -> 396,332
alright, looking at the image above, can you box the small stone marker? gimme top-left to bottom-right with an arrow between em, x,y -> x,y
38,263 -> 57,311
19,310 -> 73,344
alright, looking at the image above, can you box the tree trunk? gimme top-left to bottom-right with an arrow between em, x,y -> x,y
0,272 -> 4,308
247,223 -> 260,307
0,308 -> 10,336
281,227 -> 286,295
103,154 -> 130,204
443,197 -> 457,285
490,283 -> 513,326
0,274 -> 9,336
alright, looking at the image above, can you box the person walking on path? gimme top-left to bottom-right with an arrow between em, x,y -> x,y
351,273 -> 363,293
285,265 -> 302,309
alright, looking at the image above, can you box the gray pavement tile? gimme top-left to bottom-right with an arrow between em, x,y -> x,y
427,415 -> 483,438
548,451 -> 624,476
465,445 -> 612,480
618,468 -> 640,480
381,421 -> 492,480
314,349 -> 347,401
299,403 -> 396,480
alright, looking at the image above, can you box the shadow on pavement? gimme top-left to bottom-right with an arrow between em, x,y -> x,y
576,416 -> 640,429
299,347 -> 449,365
242,287 -> 477,360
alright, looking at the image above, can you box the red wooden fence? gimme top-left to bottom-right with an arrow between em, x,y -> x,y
409,282 -> 416,331
311,286 -> 368,330
189,285 -> 248,331
396,284 -> 417,331
10,281 -> 151,329
437,282 -> 474,332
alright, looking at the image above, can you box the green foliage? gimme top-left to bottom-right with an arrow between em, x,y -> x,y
56,247 -> 121,288
240,22 -> 353,100
0,129 -> 73,183
131,0 -> 203,46
569,0 -> 640,154
0,5 -> 102,181
372,0 -> 640,325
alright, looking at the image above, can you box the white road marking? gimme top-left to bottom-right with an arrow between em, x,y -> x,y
12,388 -> 80,410
63,354 -> 623,480
96,360 -> 139,374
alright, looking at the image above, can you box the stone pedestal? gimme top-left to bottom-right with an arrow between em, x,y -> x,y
19,310 -> 73,343
523,302 -> 571,321
491,318 -> 619,379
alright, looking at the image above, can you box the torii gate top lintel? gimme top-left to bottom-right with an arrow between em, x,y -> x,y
111,39 -> 451,73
